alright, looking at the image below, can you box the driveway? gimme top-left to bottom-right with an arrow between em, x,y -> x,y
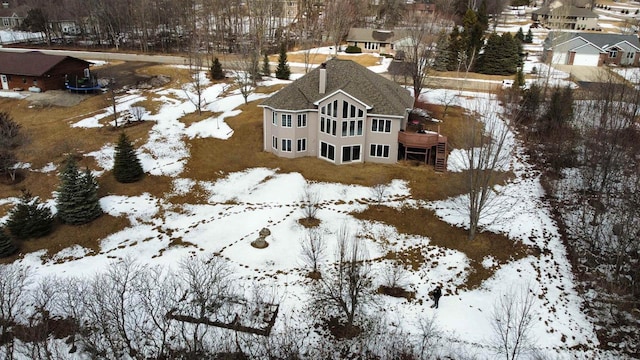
552,64 -> 621,83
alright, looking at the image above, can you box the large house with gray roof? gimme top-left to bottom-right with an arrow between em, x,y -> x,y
532,5 -> 598,30
543,32 -> 640,67
260,59 -> 447,169
346,28 -> 410,55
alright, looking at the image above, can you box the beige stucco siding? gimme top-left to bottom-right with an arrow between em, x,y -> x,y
364,116 -> 401,164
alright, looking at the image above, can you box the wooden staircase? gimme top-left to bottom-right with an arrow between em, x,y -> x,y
434,141 -> 447,172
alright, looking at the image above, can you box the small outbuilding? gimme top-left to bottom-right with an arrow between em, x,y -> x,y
0,51 -> 92,92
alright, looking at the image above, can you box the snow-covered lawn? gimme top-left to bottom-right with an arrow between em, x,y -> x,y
0,57 -> 609,358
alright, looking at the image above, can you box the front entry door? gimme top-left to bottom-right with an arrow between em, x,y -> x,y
0,75 -> 8,90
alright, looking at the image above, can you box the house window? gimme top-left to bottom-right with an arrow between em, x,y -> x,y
22,78 -> 26,84
33,79 -> 38,85
321,116 -> 337,136
272,112 -> 277,125
320,142 -> 335,161
297,138 -> 307,152
364,42 -> 379,50
297,114 -> 307,127
282,139 -> 292,152
371,119 -> 392,133
627,52 -> 634,59
342,145 -> 361,162
272,136 -> 278,149
341,120 -> 363,137
281,114 -> 292,127
609,49 -> 618,58
370,144 -> 390,158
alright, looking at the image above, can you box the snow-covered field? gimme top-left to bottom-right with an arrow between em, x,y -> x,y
0,51 -> 611,358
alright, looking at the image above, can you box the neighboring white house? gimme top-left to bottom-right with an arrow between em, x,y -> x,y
260,59 -> 447,170
543,32 -> 640,67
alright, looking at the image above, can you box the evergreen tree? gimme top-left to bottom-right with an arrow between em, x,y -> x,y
56,156 -> 102,225
0,228 -> 17,258
477,33 -> 520,75
275,44 -> 291,80
446,26 -> 464,71
515,66 -> 525,88
477,0 -> 489,30
525,29 -> 534,44
210,57 -> 225,80
433,31 -> 450,72
515,27 -> 525,43
262,53 -> 271,77
6,189 -> 53,240
113,132 -> 144,183
462,9 -> 484,68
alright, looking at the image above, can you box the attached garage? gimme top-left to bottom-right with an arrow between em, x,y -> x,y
551,52 -> 568,64
572,53 -> 600,66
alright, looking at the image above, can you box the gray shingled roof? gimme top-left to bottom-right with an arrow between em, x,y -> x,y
261,59 -> 413,117
545,31 -> 640,51
0,51 -> 90,76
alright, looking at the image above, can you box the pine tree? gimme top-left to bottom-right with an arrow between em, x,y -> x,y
113,132 -> 144,183
525,29 -> 534,44
262,53 -> 271,77
210,57 -> 224,80
56,156 -> 102,225
6,189 -> 53,240
275,43 -> 291,80
0,228 -> 17,258
433,30 -> 450,72
515,27 -> 525,43
515,66 -> 525,88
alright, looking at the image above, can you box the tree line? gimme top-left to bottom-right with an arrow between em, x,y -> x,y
509,77 -> 640,355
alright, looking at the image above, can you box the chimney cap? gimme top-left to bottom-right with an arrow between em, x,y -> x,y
321,62 -> 327,69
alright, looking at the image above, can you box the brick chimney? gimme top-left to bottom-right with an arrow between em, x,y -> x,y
319,62 -> 327,94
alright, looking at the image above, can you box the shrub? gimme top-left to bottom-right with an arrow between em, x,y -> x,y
344,45 -> 362,54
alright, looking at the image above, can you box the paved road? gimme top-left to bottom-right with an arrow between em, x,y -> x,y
0,46 -> 190,65
1,47 -> 502,92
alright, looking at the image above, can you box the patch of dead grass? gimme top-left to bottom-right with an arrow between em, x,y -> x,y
354,206 -> 533,289
270,53 -> 381,68
178,111 -> 222,127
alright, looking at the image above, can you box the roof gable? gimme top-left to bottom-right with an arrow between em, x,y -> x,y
261,59 -> 413,117
0,51 -> 90,77
546,32 -> 640,52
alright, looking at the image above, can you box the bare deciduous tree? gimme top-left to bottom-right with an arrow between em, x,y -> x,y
129,106 -> 146,122
400,11 -> 451,105
323,0 -> 365,56
370,182 -> 389,206
490,285 -> 538,360
458,103 -> 511,240
301,228 -> 326,278
186,40 -> 207,115
312,225 -> 374,334
0,264 -> 32,359
300,182 -> 320,221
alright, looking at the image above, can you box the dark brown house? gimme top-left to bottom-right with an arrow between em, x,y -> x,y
0,51 -> 91,92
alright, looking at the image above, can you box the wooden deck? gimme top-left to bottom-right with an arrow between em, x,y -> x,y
398,130 -> 448,172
